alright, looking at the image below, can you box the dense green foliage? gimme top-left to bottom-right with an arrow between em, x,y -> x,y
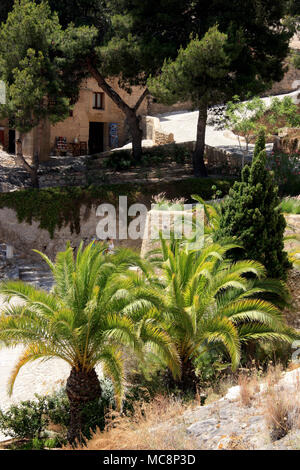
0,380 -> 115,446
0,0 -> 107,32
148,25 -> 231,106
0,179 -> 235,237
288,0 -> 300,15
0,396 -> 49,440
0,0 -> 97,135
280,197 -> 300,214
218,133 -> 291,279
267,152 -> 300,196
0,243 -> 179,443
142,236 -> 295,391
109,0 -> 291,95
47,0 -> 108,31
102,144 -> 190,171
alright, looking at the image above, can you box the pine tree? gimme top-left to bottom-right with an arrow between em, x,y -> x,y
253,130 -> 266,159
0,0 -> 97,186
218,134 -> 291,279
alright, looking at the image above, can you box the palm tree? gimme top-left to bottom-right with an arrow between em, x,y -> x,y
144,237 -> 297,391
0,242 -> 179,445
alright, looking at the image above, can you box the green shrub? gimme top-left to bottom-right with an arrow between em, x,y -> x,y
193,347 -> 230,389
46,389 -> 70,429
218,132 -> 291,279
102,150 -> 133,171
267,152 -> 300,196
280,197 -> 300,214
31,437 -> 46,450
0,379 -> 116,444
0,397 -> 48,440
43,437 -> 60,449
101,144 -> 191,170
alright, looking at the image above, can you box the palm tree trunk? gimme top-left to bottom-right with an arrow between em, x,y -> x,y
193,102 -> 208,178
179,358 -> 198,392
165,357 -> 197,394
66,367 -> 101,446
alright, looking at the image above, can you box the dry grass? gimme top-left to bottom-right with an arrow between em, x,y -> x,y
77,396 -> 198,451
238,372 -> 260,407
263,364 -> 300,442
264,389 -> 300,441
265,363 -> 283,388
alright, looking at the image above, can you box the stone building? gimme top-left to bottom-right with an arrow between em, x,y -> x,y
0,77 -> 148,161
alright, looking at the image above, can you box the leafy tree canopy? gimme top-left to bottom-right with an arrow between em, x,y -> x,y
148,26 -> 232,108
0,0 -> 97,133
104,0 -> 292,96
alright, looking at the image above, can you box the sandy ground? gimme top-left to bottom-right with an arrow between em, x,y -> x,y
117,90 -> 299,155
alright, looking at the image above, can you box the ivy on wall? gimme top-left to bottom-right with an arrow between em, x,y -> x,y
0,178 -> 235,238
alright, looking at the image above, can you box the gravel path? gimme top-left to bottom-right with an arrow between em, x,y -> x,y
157,89 -> 300,154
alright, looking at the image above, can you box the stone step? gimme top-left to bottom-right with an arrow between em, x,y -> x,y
19,270 -> 52,278
18,264 -> 49,271
20,276 -> 53,283
18,259 -> 54,291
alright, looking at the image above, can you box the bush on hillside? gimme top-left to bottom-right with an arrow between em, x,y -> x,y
267,152 -> 300,196
217,131 -> 291,279
102,144 -> 191,171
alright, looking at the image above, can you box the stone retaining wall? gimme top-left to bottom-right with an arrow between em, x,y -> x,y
0,142 -> 246,192
0,206 -> 143,260
205,145 -> 252,175
142,115 -> 175,145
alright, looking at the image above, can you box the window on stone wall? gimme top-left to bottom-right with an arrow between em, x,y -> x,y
93,92 -> 104,110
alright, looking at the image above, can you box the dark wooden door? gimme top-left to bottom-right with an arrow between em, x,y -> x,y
8,129 -> 15,154
89,122 -> 104,155
0,130 -> 4,147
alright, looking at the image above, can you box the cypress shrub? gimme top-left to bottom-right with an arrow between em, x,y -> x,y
217,132 -> 291,279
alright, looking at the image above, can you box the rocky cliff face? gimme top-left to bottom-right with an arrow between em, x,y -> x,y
178,368 -> 300,450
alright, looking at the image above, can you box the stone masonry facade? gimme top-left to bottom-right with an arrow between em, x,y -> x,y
0,77 -> 148,160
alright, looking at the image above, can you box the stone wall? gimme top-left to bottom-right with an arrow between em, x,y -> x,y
147,98 -> 193,116
274,128 -> 300,154
50,77 -> 148,153
0,205 -> 143,260
205,145 -> 251,175
141,115 -> 174,145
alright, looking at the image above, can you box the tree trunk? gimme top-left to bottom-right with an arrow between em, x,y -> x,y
87,59 -> 148,162
164,357 -> 197,394
66,367 -> 102,446
179,358 -> 198,393
193,102 -> 208,177
126,113 -> 143,162
16,137 -> 39,188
